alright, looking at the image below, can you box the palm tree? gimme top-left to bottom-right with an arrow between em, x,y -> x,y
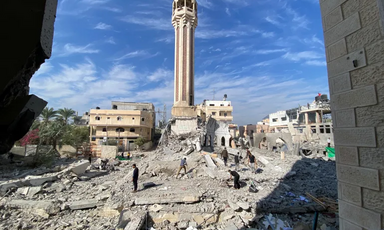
40,107 -> 57,123
57,108 -> 76,124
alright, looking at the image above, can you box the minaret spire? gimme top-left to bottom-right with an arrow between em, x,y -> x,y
171,0 -> 198,117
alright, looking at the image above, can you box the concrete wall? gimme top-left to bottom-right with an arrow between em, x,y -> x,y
320,0 -> 384,228
171,118 -> 198,135
58,145 -> 77,157
253,133 -> 293,151
100,145 -> 118,159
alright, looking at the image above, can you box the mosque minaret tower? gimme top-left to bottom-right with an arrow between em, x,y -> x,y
171,0 -> 198,117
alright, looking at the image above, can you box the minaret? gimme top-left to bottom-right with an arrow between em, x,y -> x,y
171,0 -> 198,117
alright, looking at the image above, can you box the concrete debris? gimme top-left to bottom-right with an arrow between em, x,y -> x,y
135,194 -> 200,205
0,136 -> 337,230
68,199 -> 98,210
204,154 -> 217,168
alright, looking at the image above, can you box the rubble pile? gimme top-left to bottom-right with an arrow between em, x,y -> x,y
0,141 -> 338,230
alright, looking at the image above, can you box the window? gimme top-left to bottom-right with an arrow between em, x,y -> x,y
220,104 -> 224,106
91,137 -> 96,141
95,116 -> 101,121
212,112 -> 216,115
117,116 -> 122,121
224,113 -> 227,117
132,117 -> 135,120
272,118 -> 277,122
107,117 -> 110,119
141,118 -> 145,122
209,104 -> 215,106
102,128 -> 107,132
281,117 -> 287,121
116,128 -> 125,132
130,128 -> 135,132
112,105 -> 118,110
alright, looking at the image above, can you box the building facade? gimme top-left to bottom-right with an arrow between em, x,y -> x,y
171,0 -> 198,117
89,102 -> 155,151
197,99 -> 233,123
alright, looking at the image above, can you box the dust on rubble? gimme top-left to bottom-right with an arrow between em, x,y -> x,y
0,136 -> 338,230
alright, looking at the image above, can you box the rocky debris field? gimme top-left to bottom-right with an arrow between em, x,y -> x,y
0,142 -> 338,230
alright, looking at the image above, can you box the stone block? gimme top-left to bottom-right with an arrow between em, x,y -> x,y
99,203 -> 124,217
228,200 -> 241,211
327,48 -> 367,77
334,109 -> 355,128
346,20 -> 383,52
359,148 -> 384,169
336,146 -> 359,166
341,0 -> 377,19
378,126 -> 384,148
362,188 -> 384,213
135,194 -> 200,205
340,182 -> 362,206
0,181 -> 23,195
340,219 -> 363,230
351,61 -> 384,88
124,212 -> 145,230
355,83 -> 384,127
334,127 -> 376,147
331,85 -> 377,110
237,202 -> 250,211
366,40 -> 384,66
320,0 -> 347,17
70,160 -> 90,175
359,1 -> 381,28
323,6 -> 343,31
337,164 -> 380,190
8,200 -> 60,218
324,12 -> 361,46
204,155 -> 217,168
339,200 -> 381,229
326,38 -> 347,62
25,175 -> 57,186
68,199 -> 98,210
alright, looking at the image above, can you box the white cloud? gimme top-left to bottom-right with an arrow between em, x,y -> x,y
34,62 -> 53,77
81,0 -> 110,5
305,60 -> 326,66
286,7 -> 310,29
225,8 -> 231,16
262,32 -> 275,38
198,0 -> 214,9
282,51 -> 323,61
105,37 -> 116,44
115,50 -> 160,61
222,0 -> 249,6
58,43 -> 100,56
94,22 -> 112,30
121,16 -> 171,31
148,68 -> 173,82
265,16 -> 281,26
255,49 -> 287,54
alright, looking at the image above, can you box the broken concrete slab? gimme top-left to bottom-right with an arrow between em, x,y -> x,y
204,167 -> 216,179
7,200 -> 60,218
68,199 -> 98,210
99,202 -> 124,217
135,195 -> 200,205
25,175 -> 58,186
124,212 -> 146,230
149,204 -> 163,212
184,147 -> 194,155
215,158 -> 225,166
237,202 -> 250,211
204,155 -> 217,168
228,200 -> 241,212
70,160 -> 90,175
0,181 -> 23,195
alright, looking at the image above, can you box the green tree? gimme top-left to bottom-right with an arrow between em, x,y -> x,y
38,120 -> 66,149
40,107 -> 57,123
61,126 -> 90,147
134,137 -> 147,151
57,108 -> 76,124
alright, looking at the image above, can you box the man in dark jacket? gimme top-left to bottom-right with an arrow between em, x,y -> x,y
234,152 -> 240,170
228,170 -> 240,189
221,147 -> 229,166
132,164 -> 139,192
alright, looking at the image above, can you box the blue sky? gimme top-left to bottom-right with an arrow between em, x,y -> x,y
30,0 -> 329,125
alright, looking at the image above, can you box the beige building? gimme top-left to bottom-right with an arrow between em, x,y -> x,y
197,99 -> 233,123
89,102 -> 155,151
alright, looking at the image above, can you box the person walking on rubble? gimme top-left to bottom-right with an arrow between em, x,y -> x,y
327,137 -> 331,148
234,152 -> 241,170
248,151 -> 257,173
228,170 -> 241,189
132,164 -> 139,193
221,147 -> 229,166
176,157 -> 188,178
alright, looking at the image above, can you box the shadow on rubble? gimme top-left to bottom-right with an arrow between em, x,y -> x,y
248,155 -> 337,229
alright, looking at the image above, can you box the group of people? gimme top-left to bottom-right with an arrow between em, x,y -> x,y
129,148 -> 258,193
